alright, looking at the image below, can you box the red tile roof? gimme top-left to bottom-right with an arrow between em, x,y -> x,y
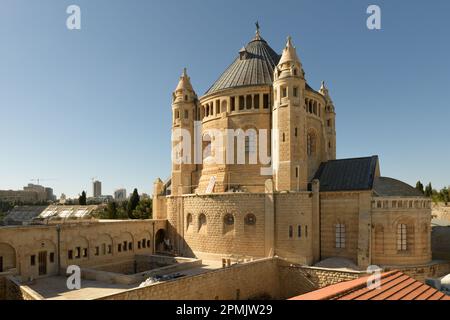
289,270 -> 450,300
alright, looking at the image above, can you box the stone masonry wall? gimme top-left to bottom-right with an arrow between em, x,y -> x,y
277,259 -> 366,299
98,258 -> 280,300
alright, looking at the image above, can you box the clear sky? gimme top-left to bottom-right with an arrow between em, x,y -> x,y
1,0 -> 449,198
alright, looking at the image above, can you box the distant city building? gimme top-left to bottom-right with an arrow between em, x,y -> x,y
23,184 -> 47,202
93,180 -> 102,198
45,187 -> 56,202
87,195 -> 113,204
114,189 -> 127,201
0,184 -> 55,203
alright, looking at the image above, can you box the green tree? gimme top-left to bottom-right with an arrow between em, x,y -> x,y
107,201 -> 118,219
415,181 -> 424,194
424,183 -> 433,198
79,191 -> 87,205
127,188 -> 140,219
133,198 -> 152,219
440,187 -> 449,205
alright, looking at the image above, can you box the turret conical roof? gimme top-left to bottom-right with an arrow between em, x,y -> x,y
175,68 -> 194,92
278,36 -> 300,66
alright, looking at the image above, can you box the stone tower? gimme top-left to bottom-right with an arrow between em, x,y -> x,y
171,68 -> 198,195
272,37 -> 308,191
319,81 -> 337,160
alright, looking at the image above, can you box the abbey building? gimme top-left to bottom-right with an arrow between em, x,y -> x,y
153,27 -> 431,269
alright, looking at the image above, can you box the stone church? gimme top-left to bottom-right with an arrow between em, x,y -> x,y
153,27 -> 432,269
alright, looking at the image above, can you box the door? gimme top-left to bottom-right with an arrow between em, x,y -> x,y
38,251 -> 47,276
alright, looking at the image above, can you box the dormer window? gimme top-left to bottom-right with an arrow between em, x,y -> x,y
239,47 -> 247,60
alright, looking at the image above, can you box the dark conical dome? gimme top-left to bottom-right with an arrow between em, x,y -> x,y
204,34 -> 281,96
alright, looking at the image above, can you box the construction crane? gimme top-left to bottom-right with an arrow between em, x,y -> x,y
29,178 -> 56,185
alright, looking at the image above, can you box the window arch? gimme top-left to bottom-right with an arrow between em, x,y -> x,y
244,214 -> 256,225
186,213 -> 193,231
335,223 -> 346,248
244,133 -> 257,154
224,213 -> 234,225
397,223 -> 407,251
198,213 -> 207,232
223,213 -> 235,235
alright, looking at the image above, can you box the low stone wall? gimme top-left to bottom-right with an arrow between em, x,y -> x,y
277,260 -> 366,299
383,261 -> 450,282
4,276 -> 43,300
97,258 -> 280,300
82,256 -> 202,285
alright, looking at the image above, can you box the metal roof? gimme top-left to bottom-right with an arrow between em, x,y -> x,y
205,36 -> 280,95
313,156 -> 379,192
373,177 -> 425,197
290,270 -> 450,300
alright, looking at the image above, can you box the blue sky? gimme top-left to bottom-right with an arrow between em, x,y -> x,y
0,0 -> 449,198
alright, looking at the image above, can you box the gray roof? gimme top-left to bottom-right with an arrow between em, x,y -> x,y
313,156 -> 379,192
373,177 -> 424,197
204,34 -> 321,97
205,37 -> 280,95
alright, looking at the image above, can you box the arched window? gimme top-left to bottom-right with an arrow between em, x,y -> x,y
224,214 -> 234,226
307,131 -> 316,156
244,214 -> 256,225
397,224 -> 407,251
335,224 -> 346,248
223,213 -> 235,234
288,226 -> 293,238
198,213 -> 207,232
298,225 -> 302,238
244,132 -> 257,154
186,213 -> 193,230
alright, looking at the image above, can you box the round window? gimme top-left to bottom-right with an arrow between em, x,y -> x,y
224,214 -> 234,225
245,214 -> 256,225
